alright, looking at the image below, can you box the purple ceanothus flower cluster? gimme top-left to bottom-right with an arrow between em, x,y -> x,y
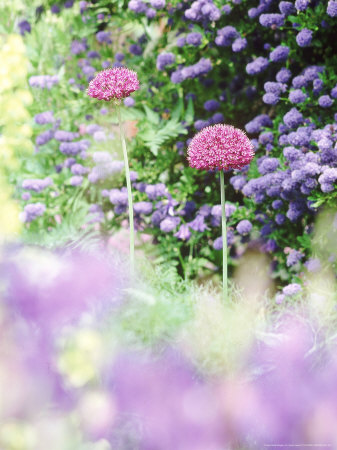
171,58 -> 212,84
29,75 -> 59,89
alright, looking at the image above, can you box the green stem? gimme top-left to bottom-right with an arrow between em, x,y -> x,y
117,106 -> 135,275
220,171 -> 228,301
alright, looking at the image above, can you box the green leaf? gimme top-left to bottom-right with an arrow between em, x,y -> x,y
171,98 -> 184,121
185,97 -> 194,125
143,104 -> 160,125
297,234 -> 311,249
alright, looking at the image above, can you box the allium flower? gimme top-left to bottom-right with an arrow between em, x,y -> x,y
187,124 -> 254,171
296,28 -> 313,47
87,68 -> 140,102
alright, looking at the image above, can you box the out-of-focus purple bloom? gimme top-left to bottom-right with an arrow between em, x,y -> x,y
215,26 -> 239,47
36,129 -> 54,146
275,213 -> 286,225
128,0 -> 147,13
59,140 -> 91,156
236,219 -> 252,235
54,130 -> 80,142
283,108 -> 303,128
124,97 -> 135,107
71,40 -> 87,54
211,112 -> 224,124
20,202 -> 46,222
96,31 -> 112,44
246,57 -> 269,75
51,4 -> 61,14
18,20 -> 31,35
150,0 -> 165,8
109,188 -> 128,206
186,32 -> 202,46
185,0 -> 221,22
188,215 -> 208,232
276,67 -> 291,83
305,258 -> 321,272
327,0 -> 337,17
134,202 -> 153,215
156,53 -> 175,71
129,44 -> 142,55
174,224 -> 191,241
146,8 -> 157,18
64,0 -> 74,7
21,192 -> 31,201
232,37 -> 247,52
203,99 -> 219,112
259,13 -> 285,28
34,111 -> 54,125
275,293 -> 285,304
296,28 -> 313,47
289,89 -> 307,104
286,250 -> 304,267
245,114 -> 272,134
283,283 -> 302,296
22,177 -> 52,193
213,230 -> 235,249
160,217 -> 180,232
318,95 -> 334,108
29,75 -> 59,89
263,93 -> 280,105
145,183 -> 167,200
269,45 -> 289,62
258,158 -> 279,174
71,164 -> 88,175
279,1 -> 296,15
295,0 -> 310,11
69,175 -> 83,186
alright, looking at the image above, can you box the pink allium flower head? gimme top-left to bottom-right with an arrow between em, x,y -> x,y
87,67 -> 140,102
187,124 -> 255,170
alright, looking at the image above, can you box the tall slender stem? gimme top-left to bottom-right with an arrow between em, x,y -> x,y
220,170 -> 228,301
117,105 -> 135,275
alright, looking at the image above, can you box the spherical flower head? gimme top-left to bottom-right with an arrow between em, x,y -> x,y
87,67 -> 140,102
318,95 -> 334,108
236,219 -> 252,235
187,124 -> 254,171
269,45 -> 289,63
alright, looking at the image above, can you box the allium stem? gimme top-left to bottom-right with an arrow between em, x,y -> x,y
117,106 -> 135,275
220,170 -> 228,301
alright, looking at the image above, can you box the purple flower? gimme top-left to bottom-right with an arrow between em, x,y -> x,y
286,250 -> 304,267
54,130 -> 80,142
203,99 -> 219,112
305,258 -> 321,272
276,67 -> 292,83
36,129 -> 54,146
279,1 -> 296,15
160,217 -> 180,232
51,4 -> 61,14
269,45 -> 289,63
128,0 -> 147,13
29,75 -> 59,89
327,0 -> 337,17
296,28 -> 313,47
211,113 -> 224,124
186,32 -> 202,46
263,93 -> 280,105
96,31 -> 112,44
283,283 -> 302,296
258,157 -> 279,174
188,215 -> 208,232
259,13 -> 285,28
275,213 -> 286,225
246,57 -> 269,75
22,177 -> 52,192
34,111 -> 54,125
145,183 -> 167,200
275,293 -> 285,304
134,202 -> 153,215
289,89 -> 307,104
174,224 -> 191,241
18,20 -> 31,35
245,114 -> 272,134
20,203 -> 46,222
236,219 -> 252,235
71,164 -> 88,175
215,26 -> 239,47
21,192 -> 31,201
272,199 -> 283,209
283,108 -> 303,128
59,140 -> 91,156
232,37 -> 247,52
318,95 -> 334,108
213,230 -> 235,249
69,175 -> 83,186
156,52 -> 175,71
330,85 -> 337,99
230,175 -> 246,190
129,44 -> 142,55
150,0 -> 165,8
295,0 -> 310,11
124,97 -> 135,107
71,40 -> 87,55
